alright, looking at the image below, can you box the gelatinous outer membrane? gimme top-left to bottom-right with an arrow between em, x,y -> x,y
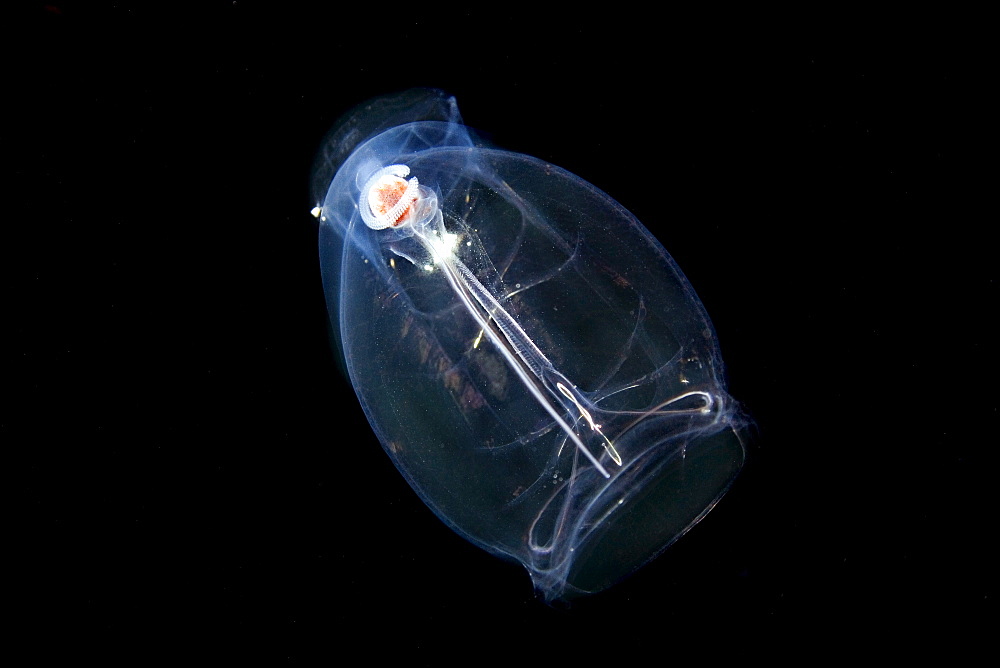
312,89 -> 745,600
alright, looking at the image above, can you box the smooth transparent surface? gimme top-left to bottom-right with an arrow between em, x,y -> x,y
311,89 -> 745,600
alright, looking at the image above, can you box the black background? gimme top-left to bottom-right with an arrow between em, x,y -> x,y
8,4 -> 992,661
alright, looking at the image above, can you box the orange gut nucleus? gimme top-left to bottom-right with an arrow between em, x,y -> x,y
368,175 -> 414,227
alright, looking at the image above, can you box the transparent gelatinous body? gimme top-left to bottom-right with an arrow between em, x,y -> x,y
311,89 -> 745,600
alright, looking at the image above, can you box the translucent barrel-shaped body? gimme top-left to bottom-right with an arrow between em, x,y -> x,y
311,89 -> 744,600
